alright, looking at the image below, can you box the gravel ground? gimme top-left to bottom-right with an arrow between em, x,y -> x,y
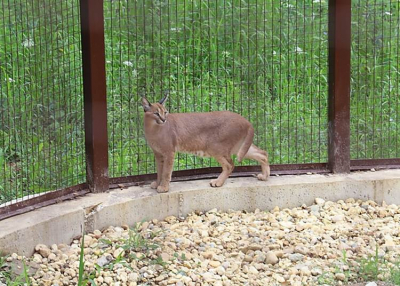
3,198 -> 400,286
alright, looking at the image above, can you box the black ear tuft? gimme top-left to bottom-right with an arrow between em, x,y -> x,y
141,97 -> 151,112
158,92 -> 169,105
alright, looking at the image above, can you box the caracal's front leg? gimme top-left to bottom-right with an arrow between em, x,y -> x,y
157,152 -> 175,193
151,152 -> 164,189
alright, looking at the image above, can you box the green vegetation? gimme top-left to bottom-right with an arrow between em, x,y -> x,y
357,246 -> 400,284
318,247 -> 400,285
0,253 -> 31,286
0,0 -> 399,203
0,0 -> 85,203
77,223 -> 165,284
119,222 -> 160,254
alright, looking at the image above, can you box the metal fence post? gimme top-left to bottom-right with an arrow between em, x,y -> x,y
328,0 -> 351,173
80,0 -> 109,192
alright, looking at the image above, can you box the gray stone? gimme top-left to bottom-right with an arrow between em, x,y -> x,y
289,253 -> 304,262
97,255 -> 113,267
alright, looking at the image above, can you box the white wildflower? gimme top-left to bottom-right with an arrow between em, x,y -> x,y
123,61 -> 133,67
132,69 -> 138,78
22,39 -> 34,48
170,27 -> 182,32
295,47 -> 303,53
273,51 -> 277,55
6,78 -> 15,83
106,60 -> 111,64
222,51 -> 230,57
384,12 -> 392,16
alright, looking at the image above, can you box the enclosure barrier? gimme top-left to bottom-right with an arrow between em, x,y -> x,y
0,0 -> 399,220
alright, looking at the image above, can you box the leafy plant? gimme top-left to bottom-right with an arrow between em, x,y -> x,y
150,256 -> 168,268
358,245 -> 384,281
120,223 -> 160,254
0,253 -> 31,286
388,261 -> 400,285
77,234 -> 97,286
77,234 -> 86,286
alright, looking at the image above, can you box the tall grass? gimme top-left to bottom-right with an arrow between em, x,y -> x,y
0,0 -> 399,204
0,0 -> 85,203
104,0 -> 330,177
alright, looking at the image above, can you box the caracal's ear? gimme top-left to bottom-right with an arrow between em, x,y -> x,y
158,92 -> 169,106
141,97 -> 151,112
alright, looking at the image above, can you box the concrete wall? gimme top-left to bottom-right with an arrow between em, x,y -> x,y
1,170 -> 400,256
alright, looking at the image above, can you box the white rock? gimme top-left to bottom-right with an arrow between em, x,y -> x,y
265,251 -> 278,265
128,273 -> 138,281
209,261 -> 221,268
216,266 -> 226,275
35,244 -> 51,258
104,276 -> 113,285
82,235 -> 93,248
331,214 -> 344,223
273,274 -> 285,283
248,266 -> 259,274
48,253 -> 57,262
202,272 -> 215,282
335,273 -> 346,281
113,248 -> 125,258
310,205 -> 320,214
289,253 -> 304,262
299,266 -> 311,276
311,268 -> 322,276
294,246 -> 308,255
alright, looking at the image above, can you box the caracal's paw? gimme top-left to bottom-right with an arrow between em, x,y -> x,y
256,173 -> 268,181
150,181 -> 158,189
157,185 -> 169,193
209,179 -> 224,187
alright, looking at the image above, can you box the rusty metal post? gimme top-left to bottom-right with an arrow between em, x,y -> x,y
328,0 -> 351,173
80,0 -> 109,192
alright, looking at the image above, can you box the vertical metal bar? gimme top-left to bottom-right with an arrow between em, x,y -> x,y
328,0 -> 351,173
79,0 -> 109,192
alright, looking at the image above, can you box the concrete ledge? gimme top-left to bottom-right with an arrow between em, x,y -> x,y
1,170 -> 400,256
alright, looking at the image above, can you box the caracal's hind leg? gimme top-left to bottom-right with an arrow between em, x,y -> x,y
244,144 -> 270,181
210,155 -> 234,187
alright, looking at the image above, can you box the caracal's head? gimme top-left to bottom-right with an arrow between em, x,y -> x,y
141,94 -> 169,125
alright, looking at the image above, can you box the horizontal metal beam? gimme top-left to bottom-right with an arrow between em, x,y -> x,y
351,159 -> 400,171
351,158 -> 400,166
2,159 -> 399,219
109,163 -> 329,188
0,183 -> 89,221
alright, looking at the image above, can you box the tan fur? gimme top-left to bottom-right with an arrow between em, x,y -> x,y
141,97 -> 270,193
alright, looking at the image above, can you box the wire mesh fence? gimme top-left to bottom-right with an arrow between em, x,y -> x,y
0,0 -> 399,211
0,0 -> 85,205
105,0 -> 329,179
351,0 -> 400,160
